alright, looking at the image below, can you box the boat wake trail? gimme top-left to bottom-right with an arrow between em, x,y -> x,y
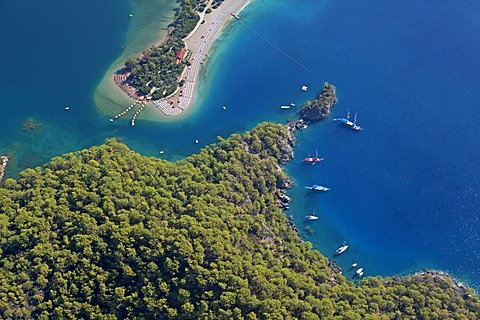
237,19 -> 322,80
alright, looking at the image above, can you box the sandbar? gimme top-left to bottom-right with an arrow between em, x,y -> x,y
152,0 -> 252,116
103,0 -> 252,122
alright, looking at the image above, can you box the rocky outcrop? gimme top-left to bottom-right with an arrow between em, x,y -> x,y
299,82 -> 337,122
329,260 -> 343,274
0,155 -> 9,183
285,118 -> 308,138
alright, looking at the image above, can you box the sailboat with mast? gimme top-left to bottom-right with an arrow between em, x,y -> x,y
334,109 -> 363,131
304,150 -> 324,164
305,210 -> 319,221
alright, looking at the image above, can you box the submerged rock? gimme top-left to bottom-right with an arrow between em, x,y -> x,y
21,118 -> 42,131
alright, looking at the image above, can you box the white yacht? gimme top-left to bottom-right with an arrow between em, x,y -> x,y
356,268 -> 364,277
335,244 -> 349,255
305,214 -> 319,221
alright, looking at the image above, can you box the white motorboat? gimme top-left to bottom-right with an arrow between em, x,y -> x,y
335,244 -> 349,255
356,268 -> 364,277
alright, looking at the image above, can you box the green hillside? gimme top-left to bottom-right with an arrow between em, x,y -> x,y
0,123 -> 478,319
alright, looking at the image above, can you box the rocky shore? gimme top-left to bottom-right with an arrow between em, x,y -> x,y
285,118 -> 308,138
0,155 -> 9,183
299,82 -> 337,121
278,84 -> 338,245
411,270 -> 471,295
277,84 -> 476,293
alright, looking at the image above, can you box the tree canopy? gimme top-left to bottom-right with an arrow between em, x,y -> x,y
0,122 -> 478,319
299,82 -> 337,122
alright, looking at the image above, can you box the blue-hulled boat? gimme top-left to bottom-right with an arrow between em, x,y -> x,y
334,110 -> 363,131
305,184 -> 330,192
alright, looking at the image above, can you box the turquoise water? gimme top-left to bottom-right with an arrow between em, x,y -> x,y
0,0 -> 130,174
2,0 -> 480,290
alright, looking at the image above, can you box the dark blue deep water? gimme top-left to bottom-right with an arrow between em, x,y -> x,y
2,0 -> 480,289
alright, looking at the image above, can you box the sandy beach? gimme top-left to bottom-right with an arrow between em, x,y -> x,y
152,0 -> 252,116
96,0 -> 252,122
93,0 -> 178,120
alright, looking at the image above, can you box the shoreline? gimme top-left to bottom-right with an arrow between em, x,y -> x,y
411,270 -> 472,295
91,1 -> 479,294
93,0 -> 179,121
157,0 -> 252,116
0,155 -> 9,183
279,99 -> 477,292
148,0 -> 252,117
105,0 -> 252,121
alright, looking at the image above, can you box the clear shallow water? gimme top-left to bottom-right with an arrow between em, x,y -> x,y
94,0 -> 179,115
0,0 -> 130,173
1,0 -> 480,290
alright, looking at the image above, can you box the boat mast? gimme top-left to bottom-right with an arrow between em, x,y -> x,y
353,112 -> 357,125
347,109 -> 350,119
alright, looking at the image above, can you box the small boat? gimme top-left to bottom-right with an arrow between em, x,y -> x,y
301,85 -> 308,91
109,119 -> 114,122
334,109 -> 363,131
356,268 -> 364,277
159,151 -> 165,154
305,209 -> 318,221
290,102 -> 296,107
305,184 -> 330,192
351,262 -> 358,268
335,244 -> 349,255
222,106 -> 227,110
304,150 -> 324,164
129,14 -> 133,17
64,106 -> 70,110
305,212 -> 319,221
195,139 -> 199,144
280,105 -> 291,109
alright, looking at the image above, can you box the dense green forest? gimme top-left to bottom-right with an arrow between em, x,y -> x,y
0,123 -> 479,319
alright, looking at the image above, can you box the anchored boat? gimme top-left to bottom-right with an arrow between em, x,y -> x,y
305,211 -> 319,221
356,268 -> 364,277
305,184 -> 330,192
334,110 -> 363,131
335,244 -> 349,255
304,150 -> 324,164
305,215 -> 319,221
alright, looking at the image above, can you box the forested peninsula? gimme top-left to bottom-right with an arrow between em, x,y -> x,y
0,123 -> 479,319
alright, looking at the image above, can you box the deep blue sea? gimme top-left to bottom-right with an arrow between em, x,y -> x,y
2,0 -> 480,290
